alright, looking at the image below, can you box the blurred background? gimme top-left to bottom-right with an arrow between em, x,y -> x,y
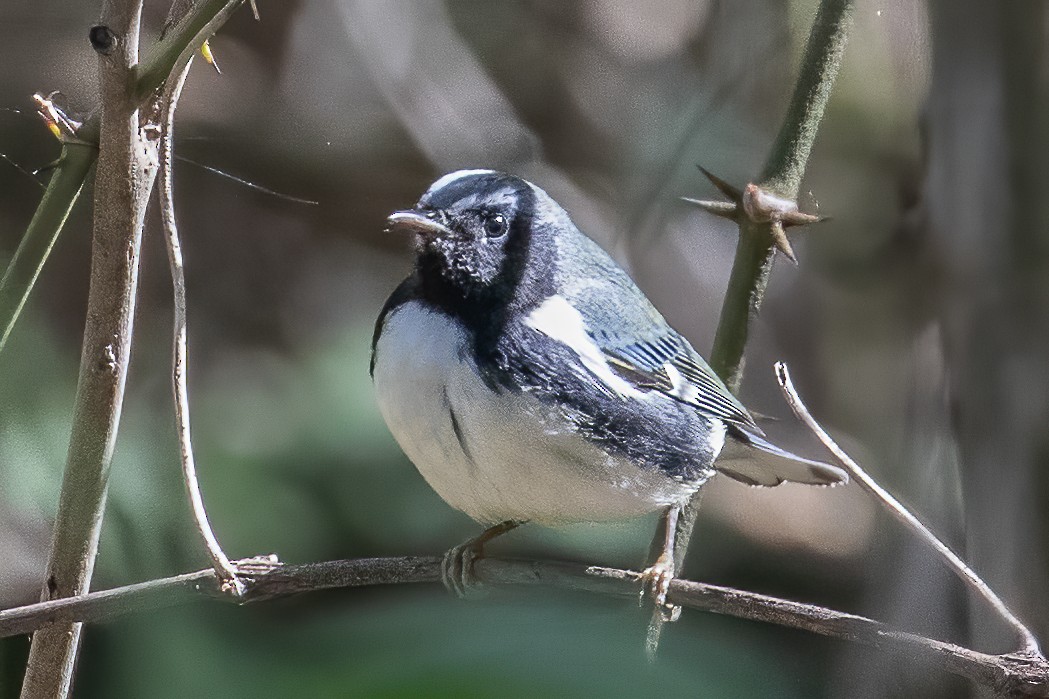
1,0 -> 1047,696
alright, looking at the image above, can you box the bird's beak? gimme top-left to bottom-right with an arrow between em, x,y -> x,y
386,210 -> 451,238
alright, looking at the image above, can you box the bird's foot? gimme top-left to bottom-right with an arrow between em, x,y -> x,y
440,520 -> 520,599
441,540 -> 482,599
640,553 -> 681,622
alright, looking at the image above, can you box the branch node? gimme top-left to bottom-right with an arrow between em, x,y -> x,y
89,25 -> 118,56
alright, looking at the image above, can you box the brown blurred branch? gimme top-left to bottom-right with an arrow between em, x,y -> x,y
2,556 -> 1047,696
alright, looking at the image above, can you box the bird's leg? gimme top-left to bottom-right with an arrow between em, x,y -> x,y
441,520 -> 522,598
641,505 -> 682,622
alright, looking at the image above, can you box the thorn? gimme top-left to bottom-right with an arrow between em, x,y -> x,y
769,220 -> 798,264
696,165 -> 742,203
781,209 -> 823,227
249,0 -> 260,20
680,197 -> 738,220
200,40 -> 221,74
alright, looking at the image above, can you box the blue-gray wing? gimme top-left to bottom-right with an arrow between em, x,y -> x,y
596,329 -> 758,430
550,230 -> 757,429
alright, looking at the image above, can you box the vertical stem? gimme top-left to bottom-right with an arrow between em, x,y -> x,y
709,220 -> 775,392
648,0 -> 855,653
712,0 -> 855,391
759,0 -> 855,198
20,3 -> 158,696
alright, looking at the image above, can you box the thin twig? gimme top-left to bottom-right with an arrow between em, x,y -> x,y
774,362 -> 1044,658
158,57 -> 243,595
2,556 -> 1047,696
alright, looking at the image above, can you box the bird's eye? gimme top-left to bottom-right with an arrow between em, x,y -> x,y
482,212 -> 508,238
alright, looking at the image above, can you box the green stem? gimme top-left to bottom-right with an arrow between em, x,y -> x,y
0,144 -> 95,355
0,0 -> 236,354
709,219 -> 775,391
649,0 -> 855,652
711,0 -> 854,391
134,0 -> 245,103
759,0 -> 855,198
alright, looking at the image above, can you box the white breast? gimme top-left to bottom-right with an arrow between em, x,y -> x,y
372,301 -> 695,526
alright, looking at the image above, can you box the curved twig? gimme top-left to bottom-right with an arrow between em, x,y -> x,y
774,361 -> 1043,658
158,57 -> 243,595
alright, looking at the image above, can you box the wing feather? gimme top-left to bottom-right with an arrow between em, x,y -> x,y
602,332 -> 758,429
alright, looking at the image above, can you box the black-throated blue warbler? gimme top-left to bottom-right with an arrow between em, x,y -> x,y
371,169 -> 847,614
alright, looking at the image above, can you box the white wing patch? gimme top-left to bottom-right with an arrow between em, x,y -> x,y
662,362 -> 699,402
525,295 -> 641,399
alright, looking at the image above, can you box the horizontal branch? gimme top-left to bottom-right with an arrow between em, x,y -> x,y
2,556 -> 1046,696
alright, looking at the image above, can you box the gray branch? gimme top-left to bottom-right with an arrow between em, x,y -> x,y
2,556 -> 1047,697
19,2 -> 157,696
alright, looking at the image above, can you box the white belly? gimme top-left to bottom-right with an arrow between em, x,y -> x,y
373,302 -> 694,525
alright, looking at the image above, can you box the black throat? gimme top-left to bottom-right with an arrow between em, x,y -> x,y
414,188 -> 549,361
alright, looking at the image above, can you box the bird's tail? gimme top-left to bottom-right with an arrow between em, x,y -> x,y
714,426 -> 848,487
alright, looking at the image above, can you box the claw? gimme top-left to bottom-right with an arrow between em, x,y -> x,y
641,553 -> 681,622
440,541 -> 478,598
439,520 -> 521,599
642,505 -> 683,622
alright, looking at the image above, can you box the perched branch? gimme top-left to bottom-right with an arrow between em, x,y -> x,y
774,362 -> 1044,658
0,143 -> 94,354
653,0 -> 856,653
20,3 -> 156,696
2,556 -> 1046,696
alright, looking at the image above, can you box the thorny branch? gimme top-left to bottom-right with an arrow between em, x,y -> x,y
653,0 -> 856,653
19,3 -> 155,696
12,3 -> 252,696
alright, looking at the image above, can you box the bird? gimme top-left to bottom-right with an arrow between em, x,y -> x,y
370,169 -> 847,616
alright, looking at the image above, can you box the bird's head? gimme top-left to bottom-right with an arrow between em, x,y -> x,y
386,169 -> 564,300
